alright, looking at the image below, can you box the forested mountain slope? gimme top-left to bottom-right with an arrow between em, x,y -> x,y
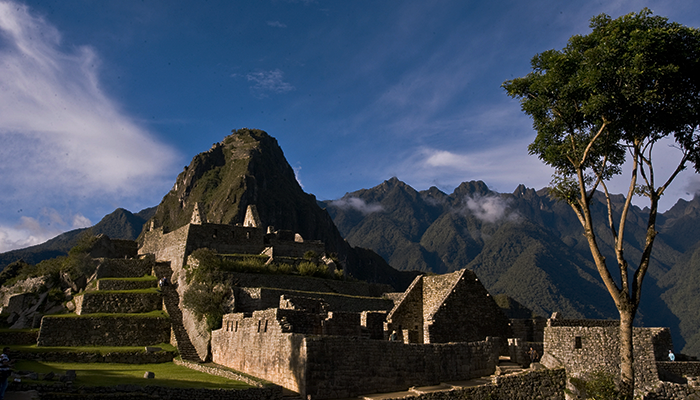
321,178 -> 700,356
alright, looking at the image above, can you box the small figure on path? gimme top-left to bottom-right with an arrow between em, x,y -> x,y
389,330 -> 398,342
668,350 -> 676,361
528,347 -> 539,364
158,277 -> 169,291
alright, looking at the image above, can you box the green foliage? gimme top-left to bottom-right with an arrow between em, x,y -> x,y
47,287 -> 65,304
183,248 -> 349,330
503,9 -> 700,196
298,261 -> 328,278
569,371 -> 620,400
68,229 -> 98,256
3,234 -> 99,287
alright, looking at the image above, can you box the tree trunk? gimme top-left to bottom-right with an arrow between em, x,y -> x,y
619,308 -> 635,400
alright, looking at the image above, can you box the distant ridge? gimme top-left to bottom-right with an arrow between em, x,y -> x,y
0,207 -> 155,269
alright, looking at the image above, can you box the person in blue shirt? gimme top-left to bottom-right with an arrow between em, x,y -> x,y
668,349 -> 676,361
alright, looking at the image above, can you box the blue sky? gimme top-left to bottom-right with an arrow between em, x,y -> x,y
1,0 -> 699,252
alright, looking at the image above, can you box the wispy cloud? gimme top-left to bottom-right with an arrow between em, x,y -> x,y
459,194 -> 518,224
329,197 -> 384,215
267,21 -> 287,28
0,208 -> 91,253
245,69 -> 295,98
0,1 -> 178,251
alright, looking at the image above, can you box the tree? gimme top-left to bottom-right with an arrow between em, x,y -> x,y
503,9 -> 700,399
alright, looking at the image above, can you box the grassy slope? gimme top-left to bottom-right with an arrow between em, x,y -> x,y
15,360 -> 252,389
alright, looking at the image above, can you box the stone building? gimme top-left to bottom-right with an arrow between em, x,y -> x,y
211,295 -> 500,400
540,317 -> 700,398
138,205 -> 326,361
385,268 -> 511,344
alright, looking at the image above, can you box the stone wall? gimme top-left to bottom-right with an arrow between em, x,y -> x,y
212,309 -> 500,399
97,278 -> 158,291
227,271 -> 393,297
264,240 -> 325,258
16,349 -> 175,363
235,287 -> 394,314
74,291 -> 162,315
542,319 -> 671,395
375,368 -> 566,400
37,315 -> 170,346
508,338 -> 544,367
0,329 -> 38,345
186,223 -> 266,256
174,358 -> 277,388
657,361 -> 700,380
94,258 -> 155,279
510,317 -> 547,342
9,382 -> 282,400
361,311 -> 387,340
303,336 -> 499,399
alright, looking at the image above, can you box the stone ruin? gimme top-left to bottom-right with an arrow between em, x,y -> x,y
2,203 -> 699,399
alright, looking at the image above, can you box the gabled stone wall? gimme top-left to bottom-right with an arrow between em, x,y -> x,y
386,276 -> 424,343
426,270 -> 511,344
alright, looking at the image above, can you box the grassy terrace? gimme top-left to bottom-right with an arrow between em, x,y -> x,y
43,310 -> 168,319
6,343 -> 177,354
14,360 -> 253,389
75,287 -> 161,295
98,275 -> 158,281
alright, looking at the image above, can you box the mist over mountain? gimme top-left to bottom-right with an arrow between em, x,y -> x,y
321,177 -> 700,356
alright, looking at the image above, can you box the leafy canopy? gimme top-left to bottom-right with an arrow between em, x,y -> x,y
504,9 -> 700,205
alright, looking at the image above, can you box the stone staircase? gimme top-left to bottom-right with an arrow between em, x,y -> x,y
160,279 -> 200,361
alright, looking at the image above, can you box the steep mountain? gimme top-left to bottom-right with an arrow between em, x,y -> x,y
143,128 -> 417,290
322,177 -> 700,356
0,207 -> 155,269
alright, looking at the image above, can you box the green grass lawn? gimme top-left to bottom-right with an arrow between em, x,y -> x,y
5,343 -> 177,354
98,275 -> 158,282
14,360 -> 253,389
43,310 -> 168,319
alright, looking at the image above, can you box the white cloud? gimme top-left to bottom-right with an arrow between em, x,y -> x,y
460,194 -> 518,224
0,209 -> 91,253
0,2 -> 177,198
0,1 -> 178,251
329,197 -> 384,215
267,21 -> 287,28
246,69 -> 295,98
293,164 -> 304,188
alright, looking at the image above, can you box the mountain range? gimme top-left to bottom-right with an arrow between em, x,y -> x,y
320,178 -> 700,357
2,128 -> 699,357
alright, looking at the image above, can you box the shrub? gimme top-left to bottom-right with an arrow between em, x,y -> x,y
569,371 -> 619,400
298,262 -> 329,278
